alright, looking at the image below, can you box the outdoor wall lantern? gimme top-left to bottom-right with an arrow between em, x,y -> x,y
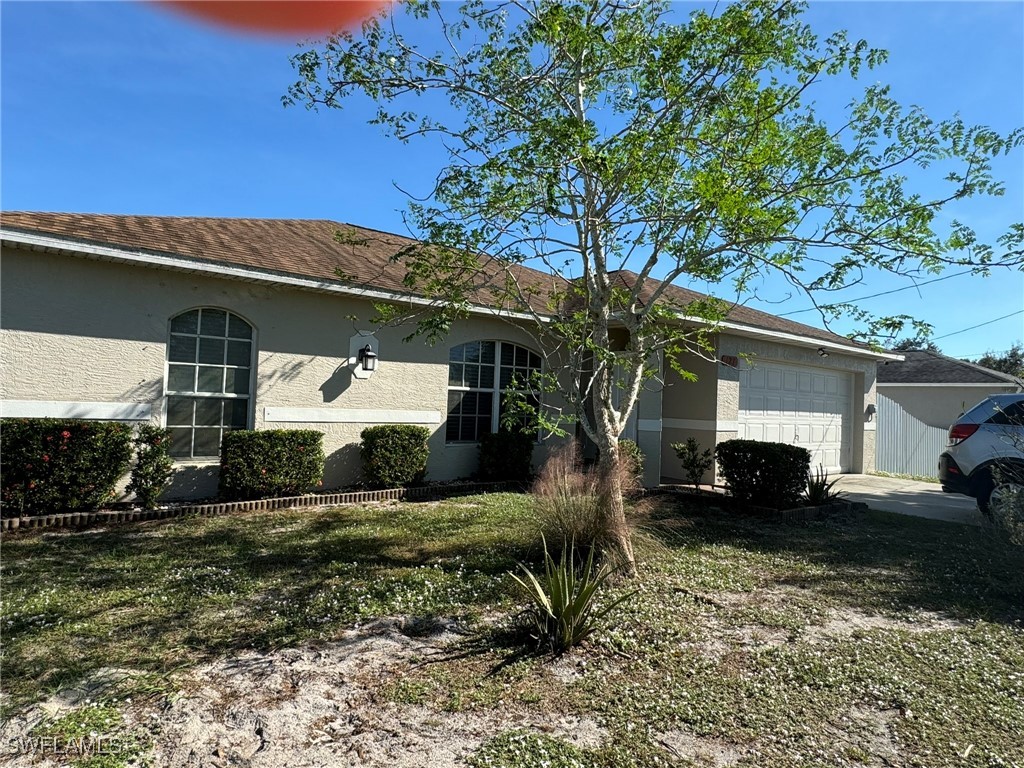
349,333 -> 378,380
357,344 -> 378,373
817,347 -> 830,358
865,403 -> 877,422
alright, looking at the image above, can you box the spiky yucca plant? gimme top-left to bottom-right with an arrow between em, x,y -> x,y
511,537 -> 634,654
805,465 -> 844,505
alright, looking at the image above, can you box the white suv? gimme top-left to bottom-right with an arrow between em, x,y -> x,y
939,393 -> 1024,516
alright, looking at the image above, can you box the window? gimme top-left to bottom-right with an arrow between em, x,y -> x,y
446,341 -> 541,442
165,308 -> 253,459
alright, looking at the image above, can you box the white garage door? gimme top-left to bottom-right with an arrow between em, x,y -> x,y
738,362 -> 852,472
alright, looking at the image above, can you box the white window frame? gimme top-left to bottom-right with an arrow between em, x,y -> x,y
446,340 -> 542,444
163,307 -> 257,460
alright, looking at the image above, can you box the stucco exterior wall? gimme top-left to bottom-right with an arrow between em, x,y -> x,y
878,384 -> 1017,430
658,345 -> 721,484
0,246 -> 563,498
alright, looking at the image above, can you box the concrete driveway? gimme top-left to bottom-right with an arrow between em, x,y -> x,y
833,474 -> 985,526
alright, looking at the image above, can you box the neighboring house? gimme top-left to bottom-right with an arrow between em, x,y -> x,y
0,213 -> 896,499
876,350 -> 1024,477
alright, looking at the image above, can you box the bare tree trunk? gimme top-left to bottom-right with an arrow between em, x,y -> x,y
593,384 -> 638,577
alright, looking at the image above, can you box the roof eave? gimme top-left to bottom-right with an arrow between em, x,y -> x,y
0,228 -> 545,324
667,311 -> 901,361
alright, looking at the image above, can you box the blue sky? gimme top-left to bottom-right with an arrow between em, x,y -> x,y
2,1 -> 1022,359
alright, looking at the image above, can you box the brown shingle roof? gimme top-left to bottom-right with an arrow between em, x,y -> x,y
0,212 -> 562,314
878,349 -> 1023,386
1,212 -> 862,348
609,270 -> 863,347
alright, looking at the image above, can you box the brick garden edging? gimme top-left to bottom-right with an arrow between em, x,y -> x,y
0,481 -> 520,534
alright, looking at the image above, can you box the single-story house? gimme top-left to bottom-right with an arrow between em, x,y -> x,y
0,213 -> 897,499
875,349 -> 1023,477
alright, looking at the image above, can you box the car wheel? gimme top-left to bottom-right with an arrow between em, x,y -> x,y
989,480 -> 1024,521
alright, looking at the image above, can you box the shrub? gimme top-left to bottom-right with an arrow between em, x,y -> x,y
716,439 -> 810,510
804,464 -> 843,506
990,463 -> 1024,546
478,430 -> 535,483
219,429 -> 324,501
618,439 -> 645,489
511,536 -> 634,653
671,437 -> 714,489
0,419 -> 134,516
127,425 -> 174,509
360,425 -> 430,489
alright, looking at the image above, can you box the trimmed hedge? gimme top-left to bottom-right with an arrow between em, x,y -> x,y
219,429 -> 325,501
360,425 -> 430,489
716,439 -> 811,510
127,425 -> 174,509
478,431 -> 535,483
1,419 -> 134,516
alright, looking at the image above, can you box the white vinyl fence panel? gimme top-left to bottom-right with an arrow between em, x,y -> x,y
875,394 -> 949,478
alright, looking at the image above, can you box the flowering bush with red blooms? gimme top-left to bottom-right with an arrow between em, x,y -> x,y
218,429 -> 324,501
127,425 -> 174,509
1,419 -> 133,517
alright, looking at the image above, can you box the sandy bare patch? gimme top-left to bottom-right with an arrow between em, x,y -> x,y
149,618 -> 605,767
824,705 -> 901,766
656,729 -> 744,766
0,617 -> 606,768
801,608 -> 965,643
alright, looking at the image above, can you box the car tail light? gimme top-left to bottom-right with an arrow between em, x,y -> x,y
948,423 -> 979,445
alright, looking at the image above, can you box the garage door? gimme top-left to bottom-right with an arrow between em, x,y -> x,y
738,362 -> 852,472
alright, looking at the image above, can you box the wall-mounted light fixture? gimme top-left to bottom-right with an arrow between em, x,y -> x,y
865,403 -> 877,422
349,333 -> 378,380
817,347 -> 829,358
357,344 -> 378,373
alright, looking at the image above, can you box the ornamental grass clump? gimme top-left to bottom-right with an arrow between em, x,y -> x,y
511,536 -> 633,654
532,442 -> 609,559
531,441 -> 662,570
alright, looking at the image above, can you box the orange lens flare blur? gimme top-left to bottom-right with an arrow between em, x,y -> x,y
156,1 -> 386,37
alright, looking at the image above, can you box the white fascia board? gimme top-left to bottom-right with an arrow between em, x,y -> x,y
877,382 -> 1020,388
717,321 -> 902,361
663,308 -> 902,362
1,230 -> 542,323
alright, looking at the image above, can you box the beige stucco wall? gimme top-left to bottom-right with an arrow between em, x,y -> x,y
0,246 -> 565,498
878,384 -> 1018,430
659,345 -> 720,484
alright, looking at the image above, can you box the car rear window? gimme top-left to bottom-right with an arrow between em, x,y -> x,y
985,401 -> 1024,426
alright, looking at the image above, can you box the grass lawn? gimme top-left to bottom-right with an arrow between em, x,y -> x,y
2,494 -> 1022,767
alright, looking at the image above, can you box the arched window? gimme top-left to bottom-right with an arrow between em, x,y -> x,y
446,341 -> 541,442
165,308 -> 254,459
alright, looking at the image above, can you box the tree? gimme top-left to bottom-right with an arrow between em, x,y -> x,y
972,343 -> 1024,379
892,338 -> 942,353
289,0 -> 1023,572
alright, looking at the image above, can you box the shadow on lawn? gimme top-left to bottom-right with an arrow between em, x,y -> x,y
652,502 -> 1024,625
1,502 -> 540,707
